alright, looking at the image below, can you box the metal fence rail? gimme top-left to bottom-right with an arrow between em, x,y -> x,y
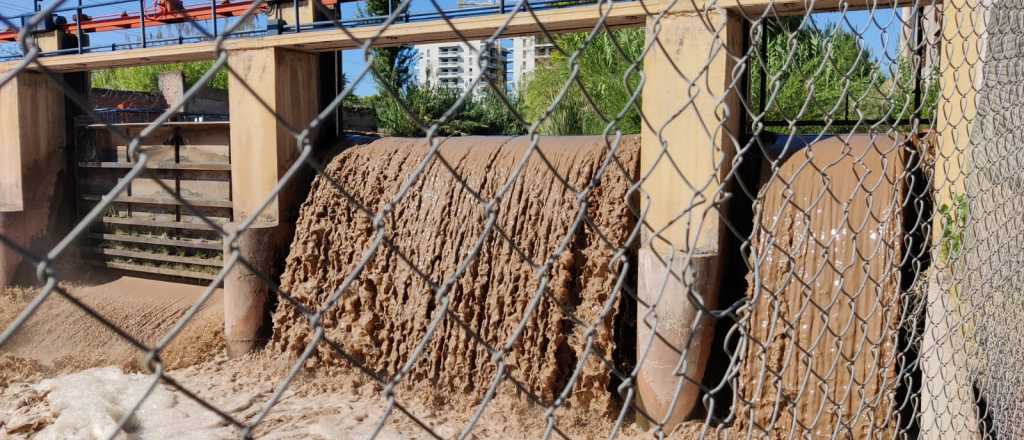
0,0 -> 1010,437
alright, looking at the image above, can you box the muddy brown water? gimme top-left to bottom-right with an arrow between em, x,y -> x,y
0,276 -> 223,379
735,134 -> 916,438
270,135 -> 640,414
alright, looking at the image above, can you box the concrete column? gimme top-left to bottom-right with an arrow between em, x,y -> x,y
0,71 -> 67,286
158,70 -> 186,113
271,0 -> 331,30
223,47 -> 319,356
637,9 -> 743,431
919,0 -> 985,437
33,29 -> 86,53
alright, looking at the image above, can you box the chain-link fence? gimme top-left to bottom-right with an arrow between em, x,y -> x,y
0,0 -> 1010,437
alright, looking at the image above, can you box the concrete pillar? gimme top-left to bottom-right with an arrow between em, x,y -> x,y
637,9 -> 743,431
919,0 -> 985,437
158,70 -> 186,113
271,0 -> 332,30
33,29 -> 86,53
223,47 -> 319,356
0,71 -> 67,286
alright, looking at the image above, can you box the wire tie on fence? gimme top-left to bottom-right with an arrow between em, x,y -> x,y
491,350 -> 505,364
144,350 -> 165,374
307,312 -> 322,329
34,259 -> 53,283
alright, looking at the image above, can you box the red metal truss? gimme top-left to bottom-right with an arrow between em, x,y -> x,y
0,0 -> 342,42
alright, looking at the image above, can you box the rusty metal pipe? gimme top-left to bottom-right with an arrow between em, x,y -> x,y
222,223 -> 276,357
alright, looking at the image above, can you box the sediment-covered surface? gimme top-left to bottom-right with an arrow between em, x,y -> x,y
1,352 -> 680,439
0,276 -> 224,376
736,135 -> 909,438
271,136 -> 639,414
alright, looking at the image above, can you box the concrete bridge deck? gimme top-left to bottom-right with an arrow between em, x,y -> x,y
1,0 -> 927,73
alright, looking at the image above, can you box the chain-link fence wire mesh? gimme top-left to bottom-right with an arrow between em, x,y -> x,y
0,0 -> 1011,437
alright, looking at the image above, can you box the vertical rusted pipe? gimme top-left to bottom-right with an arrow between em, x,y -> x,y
637,9 -> 742,431
222,223 -> 274,357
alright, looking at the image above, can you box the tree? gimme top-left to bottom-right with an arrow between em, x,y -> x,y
363,0 -> 416,92
748,17 -> 934,132
520,19 -> 931,136
520,28 -> 644,135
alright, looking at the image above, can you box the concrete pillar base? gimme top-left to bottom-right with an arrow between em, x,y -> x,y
635,248 -> 720,430
222,224 -> 288,357
223,46 -> 320,357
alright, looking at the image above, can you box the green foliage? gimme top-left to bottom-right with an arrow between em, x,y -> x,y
91,61 -> 228,92
750,18 -> 880,125
518,19 -> 935,136
939,193 -> 969,263
374,85 -> 526,136
749,17 -> 937,132
364,0 -> 416,92
520,28 -> 644,135
887,56 -> 941,121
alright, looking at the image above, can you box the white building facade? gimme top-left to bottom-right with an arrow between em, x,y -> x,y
509,36 -> 554,90
415,40 -> 509,93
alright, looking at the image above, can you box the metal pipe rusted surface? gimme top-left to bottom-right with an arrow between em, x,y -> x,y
636,250 -> 720,430
222,224 -> 278,357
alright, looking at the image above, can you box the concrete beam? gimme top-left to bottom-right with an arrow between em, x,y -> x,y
223,47 -> 319,355
1,0 -> 933,73
0,71 -> 67,286
636,9 -> 742,431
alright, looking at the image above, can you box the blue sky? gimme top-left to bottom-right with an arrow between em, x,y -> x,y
1,1 -> 910,96
810,9 -> 905,72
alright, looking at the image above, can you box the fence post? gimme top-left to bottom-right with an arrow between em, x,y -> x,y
637,8 -> 742,431
224,47 -> 320,356
0,72 -> 67,286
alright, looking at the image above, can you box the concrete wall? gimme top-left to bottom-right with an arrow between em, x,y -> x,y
0,72 -> 68,285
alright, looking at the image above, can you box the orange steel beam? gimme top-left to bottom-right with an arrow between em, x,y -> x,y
0,0 -> 341,42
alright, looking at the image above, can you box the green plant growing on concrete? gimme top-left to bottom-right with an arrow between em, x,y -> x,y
939,193 -> 969,264
91,61 -> 229,92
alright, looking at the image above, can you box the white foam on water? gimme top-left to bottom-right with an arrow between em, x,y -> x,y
33,367 -> 235,440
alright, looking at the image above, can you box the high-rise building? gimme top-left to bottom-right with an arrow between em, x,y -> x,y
510,35 -> 554,90
415,40 -> 509,93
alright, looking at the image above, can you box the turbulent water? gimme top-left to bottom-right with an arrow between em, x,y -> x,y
271,135 -> 640,414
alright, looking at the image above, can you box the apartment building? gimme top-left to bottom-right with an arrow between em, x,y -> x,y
415,40 -> 509,93
510,35 -> 554,90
